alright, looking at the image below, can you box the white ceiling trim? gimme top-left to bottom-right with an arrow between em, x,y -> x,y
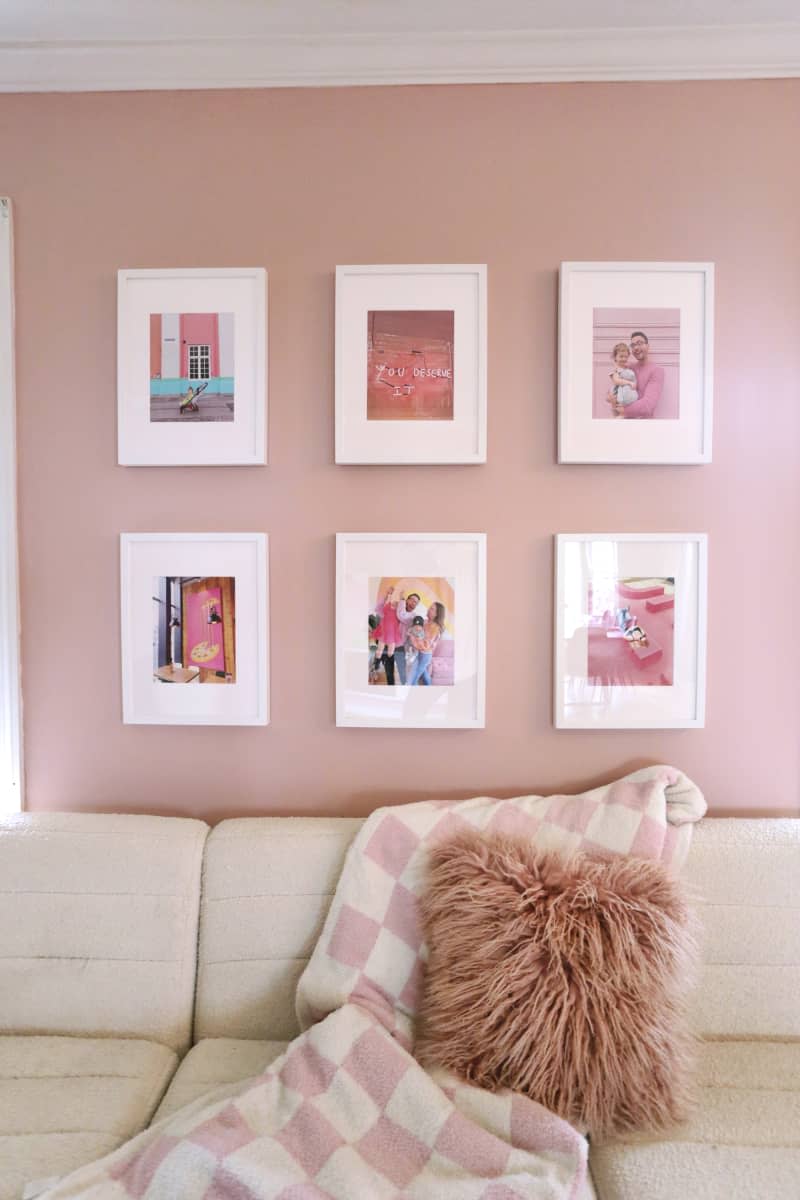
1,22 -> 799,92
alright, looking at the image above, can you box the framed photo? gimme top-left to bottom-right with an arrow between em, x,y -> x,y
121,533 -> 268,725
118,268 -> 266,465
554,533 -> 707,729
336,533 -> 486,728
335,264 -> 487,463
559,262 -> 714,463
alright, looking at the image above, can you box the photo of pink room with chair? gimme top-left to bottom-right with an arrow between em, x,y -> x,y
593,308 -> 679,420
368,577 -> 454,687
586,576 -> 675,687
152,576 -> 236,684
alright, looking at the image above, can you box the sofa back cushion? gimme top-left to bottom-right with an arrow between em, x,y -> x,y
684,818 -> 800,1038
0,812 -> 208,1053
195,817 -> 362,1042
197,814 -> 800,1045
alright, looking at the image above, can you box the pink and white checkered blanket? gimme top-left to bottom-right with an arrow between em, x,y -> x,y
42,765 -> 704,1200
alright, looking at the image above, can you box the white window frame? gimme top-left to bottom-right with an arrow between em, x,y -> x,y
0,198 -> 22,810
188,343 -> 211,380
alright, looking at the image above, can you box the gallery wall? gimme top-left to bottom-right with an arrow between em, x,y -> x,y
1,79 -> 798,821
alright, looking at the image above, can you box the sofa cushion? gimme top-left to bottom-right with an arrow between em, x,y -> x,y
153,1037 -> 289,1122
589,1039 -> 800,1199
195,817 -> 362,1042
0,813 -> 208,1054
0,1035 -> 177,1200
683,819 -> 800,1039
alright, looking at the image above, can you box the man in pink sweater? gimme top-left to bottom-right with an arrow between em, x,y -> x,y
615,330 -> 664,418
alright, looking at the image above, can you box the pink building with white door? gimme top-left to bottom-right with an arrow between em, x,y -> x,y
149,311 -> 235,396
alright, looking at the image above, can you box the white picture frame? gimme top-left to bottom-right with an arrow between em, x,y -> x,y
554,533 -> 707,729
559,261 -> 714,464
118,267 -> 267,465
121,532 -> 269,725
336,533 -> 486,728
335,264 -> 487,463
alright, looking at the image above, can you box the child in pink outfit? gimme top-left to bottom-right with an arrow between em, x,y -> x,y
371,586 -> 403,685
375,587 -> 402,652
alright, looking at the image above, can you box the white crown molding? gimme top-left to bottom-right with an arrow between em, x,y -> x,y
0,22 -> 799,92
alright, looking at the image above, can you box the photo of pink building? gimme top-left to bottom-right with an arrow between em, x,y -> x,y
149,311 -> 235,422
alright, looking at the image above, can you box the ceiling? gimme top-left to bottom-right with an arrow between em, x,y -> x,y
1,0 -> 799,92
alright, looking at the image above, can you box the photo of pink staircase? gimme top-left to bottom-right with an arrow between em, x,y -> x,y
587,579 -> 675,687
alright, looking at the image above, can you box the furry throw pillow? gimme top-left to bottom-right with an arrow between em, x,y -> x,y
417,831 -> 697,1138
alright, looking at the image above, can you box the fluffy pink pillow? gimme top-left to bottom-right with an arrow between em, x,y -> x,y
417,831 -> 697,1138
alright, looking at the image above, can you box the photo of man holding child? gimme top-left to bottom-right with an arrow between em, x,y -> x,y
368,577 -> 455,686
592,308 -> 680,420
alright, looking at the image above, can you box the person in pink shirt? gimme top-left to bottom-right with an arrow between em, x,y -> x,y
610,330 -> 664,418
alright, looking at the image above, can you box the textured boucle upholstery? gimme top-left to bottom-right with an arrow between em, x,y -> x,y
589,819 -> 800,1198
0,1036 -> 176,1200
2,811 -> 797,1200
194,817 -> 362,1042
683,818 -> 800,1039
591,1040 -> 800,1197
153,1037 -> 289,1121
591,1143 -> 800,1200
0,813 -> 208,1054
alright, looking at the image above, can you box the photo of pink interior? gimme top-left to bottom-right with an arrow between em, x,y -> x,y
586,577 -> 675,686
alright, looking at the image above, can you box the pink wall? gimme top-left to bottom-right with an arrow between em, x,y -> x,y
2,81 -> 798,821
149,314 -> 161,379
180,312 -> 219,379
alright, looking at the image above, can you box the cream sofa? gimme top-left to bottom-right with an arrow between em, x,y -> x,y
0,811 -> 798,1199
